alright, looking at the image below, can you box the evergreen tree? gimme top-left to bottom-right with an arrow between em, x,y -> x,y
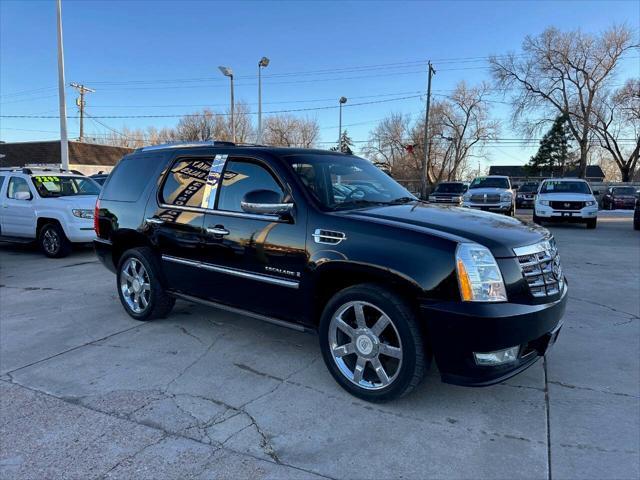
526,114 -> 574,177
331,130 -> 355,155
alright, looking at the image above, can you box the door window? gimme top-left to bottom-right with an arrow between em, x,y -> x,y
7,177 -> 32,200
161,157 -> 213,208
217,160 -> 284,212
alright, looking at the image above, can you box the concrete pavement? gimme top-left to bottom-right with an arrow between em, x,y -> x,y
1,213 -> 638,479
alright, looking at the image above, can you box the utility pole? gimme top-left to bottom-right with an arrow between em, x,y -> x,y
257,57 -> 270,144
56,0 -> 69,170
70,83 -> 95,142
421,61 -> 436,199
338,96 -> 347,148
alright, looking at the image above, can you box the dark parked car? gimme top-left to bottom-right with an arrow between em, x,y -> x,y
90,173 -> 109,186
515,182 -> 539,208
602,186 -> 637,210
428,181 -> 467,205
634,197 -> 640,230
94,142 -> 566,402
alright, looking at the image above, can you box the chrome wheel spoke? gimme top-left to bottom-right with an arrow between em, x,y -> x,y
354,303 -> 366,328
142,282 -> 150,292
353,356 -> 366,384
333,343 -> 355,358
122,270 -> 133,282
336,318 -> 355,338
371,357 -> 390,386
379,343 -> 402,359
371,314 -> 390,336
140,293 -> 149,308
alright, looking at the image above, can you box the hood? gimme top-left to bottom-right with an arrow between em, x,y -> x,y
537,193 -> 595,202
342,202 -> 548,258
466,187 -> 511,195
45,195 -> 97,209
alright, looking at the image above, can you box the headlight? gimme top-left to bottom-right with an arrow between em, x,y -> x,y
585,200 -> 596,206
456,243 -> 507,302
452,195 -> 462,202
72,208 -> 94,219
500,192 -> 513,202
428,195 -> 436,201
539,200 -> 550,206
463,194 -> 471,202
517,194 -> 524,199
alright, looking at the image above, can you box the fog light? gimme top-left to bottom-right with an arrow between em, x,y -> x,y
473,346 -> 520,366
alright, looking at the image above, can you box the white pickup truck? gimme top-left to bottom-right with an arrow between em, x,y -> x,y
0,168 -> 100,257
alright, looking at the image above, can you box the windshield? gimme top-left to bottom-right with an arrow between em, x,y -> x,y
32,175 -> 100,198
286,154 -> 414,210
540,181 -> 591,195
434,183 -> 466,194
519,184 -> 539,193
469,177 -> 510,189
613,187 -> 636,196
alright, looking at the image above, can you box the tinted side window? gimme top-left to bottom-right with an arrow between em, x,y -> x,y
101,155 -> 159,202
7,177 -> 32,199
217,160 -> 283,212
161,157 -> 212,208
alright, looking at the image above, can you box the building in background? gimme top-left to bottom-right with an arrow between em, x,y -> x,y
0,141 -> 132,175
488,165 -> 605,184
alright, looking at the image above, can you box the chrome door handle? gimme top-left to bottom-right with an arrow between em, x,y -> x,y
206,227 -> 229,236
145,217 -> 164,225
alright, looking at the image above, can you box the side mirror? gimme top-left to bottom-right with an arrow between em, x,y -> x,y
14,191 -> 32,201
241,189 -> 293,217
593,190 -> 600,195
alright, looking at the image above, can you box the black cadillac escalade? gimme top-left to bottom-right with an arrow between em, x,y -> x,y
94,142 -> 566,402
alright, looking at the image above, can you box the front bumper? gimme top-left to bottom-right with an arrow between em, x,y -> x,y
516,197 -> 535,207
535,205 -> 598,221
421,284 -> 567,386
65,222 -> 97,243
463,201 -> 512,213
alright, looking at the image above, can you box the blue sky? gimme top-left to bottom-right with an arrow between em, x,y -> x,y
1,0 -> 638,168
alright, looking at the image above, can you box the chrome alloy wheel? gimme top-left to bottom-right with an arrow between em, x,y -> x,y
328,301 -> 403,390
42,228 -> 60,255
120,258 -> 151,314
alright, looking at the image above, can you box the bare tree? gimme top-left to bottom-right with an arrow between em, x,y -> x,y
490,25 -> 635,177
262,114 -> 320,147
363,81 -> 498,188
592,78 -> 640,181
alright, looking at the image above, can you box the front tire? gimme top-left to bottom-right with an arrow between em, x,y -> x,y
319,284 -> 428,402
586,218 -> 597,229
533,213 -> 542,225
39,222 -> 71,258
117,247 -> 175,321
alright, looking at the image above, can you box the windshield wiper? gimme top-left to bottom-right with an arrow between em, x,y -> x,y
332,199 -> 388,210
389,196 -> 418,204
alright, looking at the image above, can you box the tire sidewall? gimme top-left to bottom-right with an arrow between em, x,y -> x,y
319,285 -> 423,402
116,248 -> 164,321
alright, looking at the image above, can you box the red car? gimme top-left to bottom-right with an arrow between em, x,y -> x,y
602,186 -> 637,210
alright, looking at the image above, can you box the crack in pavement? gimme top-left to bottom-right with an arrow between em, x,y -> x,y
547,380 -> 639,399
1,379 -> 336,480
569,296 -> 640,320
97,433 -> 168,479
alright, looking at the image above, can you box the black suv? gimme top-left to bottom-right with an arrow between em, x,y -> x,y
94,142 -> 567,402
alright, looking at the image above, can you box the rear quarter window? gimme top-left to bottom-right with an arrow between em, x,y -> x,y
101,155 -> 162,202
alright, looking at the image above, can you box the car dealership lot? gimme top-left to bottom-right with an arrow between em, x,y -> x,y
1,212 -> 638,479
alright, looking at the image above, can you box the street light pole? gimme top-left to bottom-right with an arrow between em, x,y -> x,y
421,61 -> 436,199
257,57 -> 270,144
338,96 -> 347,148
56,0 -> 69,170
218,66 -> 235,142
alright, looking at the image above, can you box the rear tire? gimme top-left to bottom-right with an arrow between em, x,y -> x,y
586,218 -> 597,229
117,247 -> 175,321
319,284 -> 428,403
39,222 -> 71,258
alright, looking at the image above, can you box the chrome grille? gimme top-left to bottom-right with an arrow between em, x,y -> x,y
470,194 -> 500,204
514,239 -> 563,298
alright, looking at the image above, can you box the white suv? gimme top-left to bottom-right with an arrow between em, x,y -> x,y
0,168 -> 100,257
462,175 -> 515,216
533,178 -> 598,229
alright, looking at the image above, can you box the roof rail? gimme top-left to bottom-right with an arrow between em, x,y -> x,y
136,140 -> 236,152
